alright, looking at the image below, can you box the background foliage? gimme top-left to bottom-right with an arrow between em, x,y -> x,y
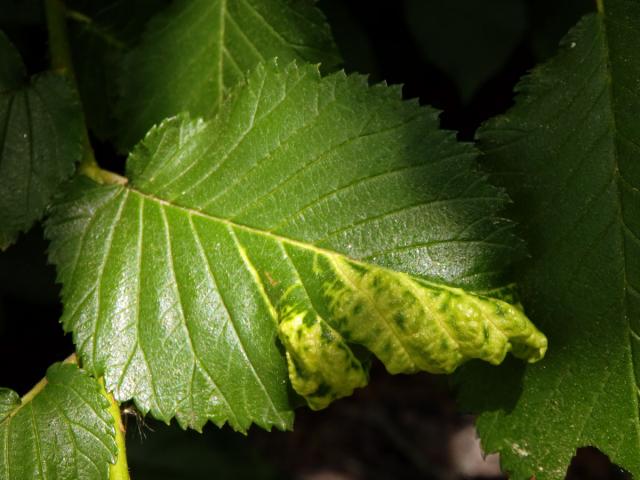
2,0 -> 636,479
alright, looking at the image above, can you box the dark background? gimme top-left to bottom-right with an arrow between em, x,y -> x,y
0,0 -> 627,478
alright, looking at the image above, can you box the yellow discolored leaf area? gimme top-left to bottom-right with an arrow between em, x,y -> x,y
278,309 -> 369,410
276,250 -> 546,409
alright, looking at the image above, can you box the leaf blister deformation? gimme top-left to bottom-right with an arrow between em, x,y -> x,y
47,61 -> 546,432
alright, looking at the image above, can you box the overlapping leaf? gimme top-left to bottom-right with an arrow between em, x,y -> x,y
47,61 -> 546,433
115,0 -> 341,150
65,0 -> 169,139
457,0 -> 640,477
0,31 -> 83,249
0,363 -> 117,479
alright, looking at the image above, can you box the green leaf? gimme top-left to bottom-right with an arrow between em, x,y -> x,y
47,61 -> 546,432
457,1 -> 640,478
115,0 -> 341,151
66,0 -> 169,139
404,0 -> 527,102
0,31 -> 83,250
0,363 -> 117,479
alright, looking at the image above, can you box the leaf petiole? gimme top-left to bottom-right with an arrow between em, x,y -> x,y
100,379 -> 131,480
79,160 -> 129,185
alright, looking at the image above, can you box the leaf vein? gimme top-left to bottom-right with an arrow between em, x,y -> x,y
187,214 -> 248,428
90,190 -> 129,370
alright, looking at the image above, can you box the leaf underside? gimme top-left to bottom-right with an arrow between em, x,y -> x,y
0,363 -> 116,480
115,0 -> 341,151
457,1 -> 640,478
47,61 -> 546,433
0,31 -> 83,250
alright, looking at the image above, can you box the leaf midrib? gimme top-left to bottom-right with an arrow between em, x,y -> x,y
217,0 -> 227,105
597,2 -> 640,449
130,185 -> 337,259
128,185 -> 472,295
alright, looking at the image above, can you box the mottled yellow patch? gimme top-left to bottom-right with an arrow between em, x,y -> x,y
278,307 -> 368,410
276,251 -> 546,410
322,255 -> 546,374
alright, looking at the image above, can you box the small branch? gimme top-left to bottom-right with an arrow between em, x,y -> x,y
20,377 -> 48,405
41,4 -> 130,471
80,162 -> 129,186
44,0 -> 127,186
44,0 -> 74,75
100,380 -> 131,480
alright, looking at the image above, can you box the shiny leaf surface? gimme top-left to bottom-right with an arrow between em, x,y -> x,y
0,363 -> 116,480
48,61 -> 546,433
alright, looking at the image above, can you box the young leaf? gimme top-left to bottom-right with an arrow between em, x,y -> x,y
47,61 -> 546,433
0,363 -> 117,479
115,0 -> 341,151
0,31 -> 83,250
457,1 -> 640,478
